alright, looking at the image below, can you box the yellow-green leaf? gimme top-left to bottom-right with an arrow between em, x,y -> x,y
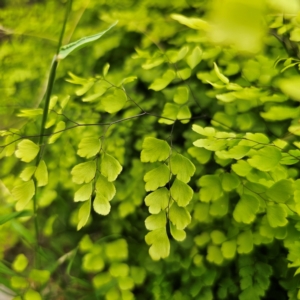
95,174 -> 116,201
24,289 -> 42,300
102,88 -> 127,114
233,195 -> 259,224
214,62 -> 229,84
145,228 -> 170,260
171,14 -> 209,31
207,245 -> 224,265
12,180 -> 35,211
144,188 -> 169,214
93,194 -> 111,215
101,153 -> 122,181
186,46 -> 202,69
144,164 -> 170,191
149,70 -> 175,91
77,199 -> 91,230
74,182 -> 93,202
199,175 -> 223,202
169,202 -> 191,230
20,166 -> 36,181
267,203 -> 288,228
58,21 -> 118,59
48,121 -> 66,144
177,105 -> 192,124
170,153 -> 195,183
170,179 -> 193,207
237,230 -> 253,254
170,222 -> 186,241
34,160 -> 48,187
15,139 -> 39,162
145,211 -> 166,230
221,239 -> 236,259
71,161 -> 96,184
266,179 -> 293,203
248,147 -> 281,172
141,137 -> 170,162
12,254 -> 28,273
174,86 -> 189,104
77,137 -> 101,158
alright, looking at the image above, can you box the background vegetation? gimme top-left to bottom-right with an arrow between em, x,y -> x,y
1,0 -> 300,299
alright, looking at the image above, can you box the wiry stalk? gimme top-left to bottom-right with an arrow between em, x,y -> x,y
33,0 -> 72,267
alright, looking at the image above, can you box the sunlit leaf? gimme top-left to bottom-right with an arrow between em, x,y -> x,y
144,188 -> 169,214
144,164 -> 170,191
278,76 -> 300,101
93,194 -> 111,215
186,46 -> 202,69
12,180 -> 35,211
174,86 -> 189,104
248,147 -> 281,172
149,70 -> 175,91
12,254 -> 28,273
74,182 -> 93,202
171,14 -> 209,30
170,222 -> 186,241
141,137 -> 170,163
159,103 -> 179,124
145,211 -> 166,230
58,21 -> 118,59
71,161 -> 96,184
48,121 -> 66,144
101,153 -> 122,181
102,88 -> 127,114
170,179 -> 193,207
24,289 -> 42,300
103,63 -> 110,77
145,228 -> 170,260
34,160 -> 48,187
95,174 -> 116,201
170,153 -> 195,183
177,105 -> 192,124
20,166 -> 36,181
214,63 -> 229,84
169,202 -> 191,230
77,199 -> 91,230
15,139 -> 39,162
77,137 -> 101,158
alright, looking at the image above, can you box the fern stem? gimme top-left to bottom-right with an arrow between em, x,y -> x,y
33,0 -> 72,267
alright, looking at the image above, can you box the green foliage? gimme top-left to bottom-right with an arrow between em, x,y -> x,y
2,0 -> 300,299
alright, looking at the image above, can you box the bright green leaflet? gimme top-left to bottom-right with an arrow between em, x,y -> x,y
58,21 -> 118,59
